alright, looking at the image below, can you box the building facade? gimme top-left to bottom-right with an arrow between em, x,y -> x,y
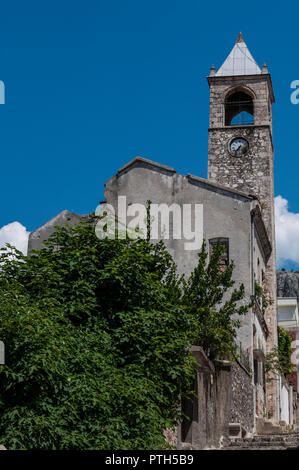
277,271 -> 299,427
277,271 -> 299,393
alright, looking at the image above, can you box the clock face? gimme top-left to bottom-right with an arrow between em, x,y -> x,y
229,137 -> 249,157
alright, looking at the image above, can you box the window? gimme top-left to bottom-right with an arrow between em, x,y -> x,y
225,91 -> 254,126
209,238 -> 229,272
277,306 -> 296,322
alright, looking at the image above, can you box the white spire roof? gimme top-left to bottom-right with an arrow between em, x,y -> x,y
215,33 -> 261,77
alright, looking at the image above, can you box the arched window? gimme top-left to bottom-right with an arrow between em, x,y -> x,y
225,91 -> 254,126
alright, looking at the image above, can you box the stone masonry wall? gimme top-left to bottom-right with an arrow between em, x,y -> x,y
177,348 -> 255,449
207,73 -> 278,420
179,348 -> 232,450
230,360 -> 254,433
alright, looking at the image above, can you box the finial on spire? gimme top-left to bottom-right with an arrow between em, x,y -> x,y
236,32 -> 244,43
214,32 -> 262,76
210,64 -> 216,76
262,63 -> 268,74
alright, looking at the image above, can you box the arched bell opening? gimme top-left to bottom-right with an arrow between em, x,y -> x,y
225,91 -> 254,126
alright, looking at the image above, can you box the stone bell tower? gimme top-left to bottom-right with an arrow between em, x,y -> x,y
207,33 -> 278,421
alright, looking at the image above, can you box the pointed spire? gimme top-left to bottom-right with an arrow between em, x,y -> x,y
262,62 -> 268,74
236,32 -> 244,43
215,33 -> 261,77
209,64 -> 216,76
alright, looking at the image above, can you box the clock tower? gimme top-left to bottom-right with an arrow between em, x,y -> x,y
207,33 -> 278,420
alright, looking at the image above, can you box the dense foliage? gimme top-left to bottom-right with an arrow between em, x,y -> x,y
0,217 -> 247,449
265,326 -> 294,378
278,326 -> 293,375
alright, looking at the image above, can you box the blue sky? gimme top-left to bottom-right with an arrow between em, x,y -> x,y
0,1 -> 298,268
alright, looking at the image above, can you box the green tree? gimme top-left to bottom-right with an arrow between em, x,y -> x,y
182,241 -> 248,357
0,218 -> 247,449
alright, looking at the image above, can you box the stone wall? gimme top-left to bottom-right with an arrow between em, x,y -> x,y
178,347 -> 231,449
230,360 -> 254,433
207,72 -> 278,421
177,348 -> 254,450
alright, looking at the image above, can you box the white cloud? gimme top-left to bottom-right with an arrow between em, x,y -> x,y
275,195 -> 299,267
0,222 -> 30,255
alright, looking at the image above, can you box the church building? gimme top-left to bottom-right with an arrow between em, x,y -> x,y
28,34 -> 279,447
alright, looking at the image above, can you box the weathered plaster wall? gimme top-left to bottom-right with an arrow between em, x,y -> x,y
104,160 -> 255,351
178,347 -> 231,450
28,210 -> 89,252
177,348 -> 254,449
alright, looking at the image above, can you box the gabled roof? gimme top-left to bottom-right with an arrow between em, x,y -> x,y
215,32 -> 261,77
117,156 -> 176,175
114,156 -> 257,201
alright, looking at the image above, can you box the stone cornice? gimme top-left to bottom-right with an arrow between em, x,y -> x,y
251,295 -> 269,338
207,73 -> 275,103
251,205 -> 272,263
117,156 -> 176,176
187,173 -> 257,201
